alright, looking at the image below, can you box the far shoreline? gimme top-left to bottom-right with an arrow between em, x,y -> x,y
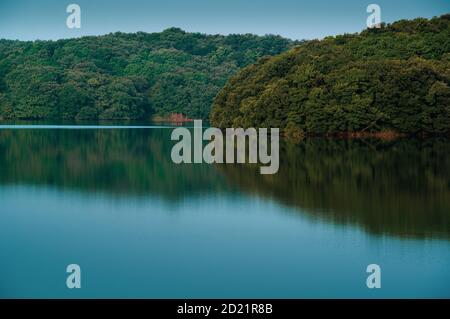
1,118 -> 449,141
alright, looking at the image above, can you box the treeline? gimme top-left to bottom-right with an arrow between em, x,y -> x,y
0,29 -> 295,120
211,14 -> 450,135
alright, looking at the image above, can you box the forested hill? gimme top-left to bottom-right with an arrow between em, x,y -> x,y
211,15 -> 450,136
0,29 -> 295,120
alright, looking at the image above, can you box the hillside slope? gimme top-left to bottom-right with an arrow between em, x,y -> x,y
0,29 -> 295,120
210,15 -> 450,136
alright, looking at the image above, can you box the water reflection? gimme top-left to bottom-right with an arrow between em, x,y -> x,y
0,128 -> 231,199
220,138 -> 450,239
0,128 -> 449,239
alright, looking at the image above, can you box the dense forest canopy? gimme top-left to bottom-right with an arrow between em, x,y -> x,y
0,28 -> 295,120
210,14 -> 450,135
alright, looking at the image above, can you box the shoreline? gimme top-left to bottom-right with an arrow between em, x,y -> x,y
0,119 -> 449,140
152,114 -> 195,124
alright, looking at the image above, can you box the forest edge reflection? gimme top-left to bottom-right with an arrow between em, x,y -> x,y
0,127 -> 449,240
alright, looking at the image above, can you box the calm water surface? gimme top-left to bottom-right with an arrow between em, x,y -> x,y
0,125 -> 449,298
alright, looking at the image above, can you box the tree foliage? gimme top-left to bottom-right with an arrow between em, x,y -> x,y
210,15 -> 450,135
0,29 -> 295,120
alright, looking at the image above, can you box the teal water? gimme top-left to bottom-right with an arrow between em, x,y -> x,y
0,126 -> 449,298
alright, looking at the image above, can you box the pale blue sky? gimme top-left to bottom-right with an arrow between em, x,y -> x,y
0,0 -> 449,40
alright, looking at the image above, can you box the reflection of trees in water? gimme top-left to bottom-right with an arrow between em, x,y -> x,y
1,129 -> 449,239
0,129 -> 231,199
218,138 -> 450,239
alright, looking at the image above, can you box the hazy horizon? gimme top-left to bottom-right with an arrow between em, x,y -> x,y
0,0 -> 449,41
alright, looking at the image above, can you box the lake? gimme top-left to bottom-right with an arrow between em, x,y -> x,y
0,124 -> 449,298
